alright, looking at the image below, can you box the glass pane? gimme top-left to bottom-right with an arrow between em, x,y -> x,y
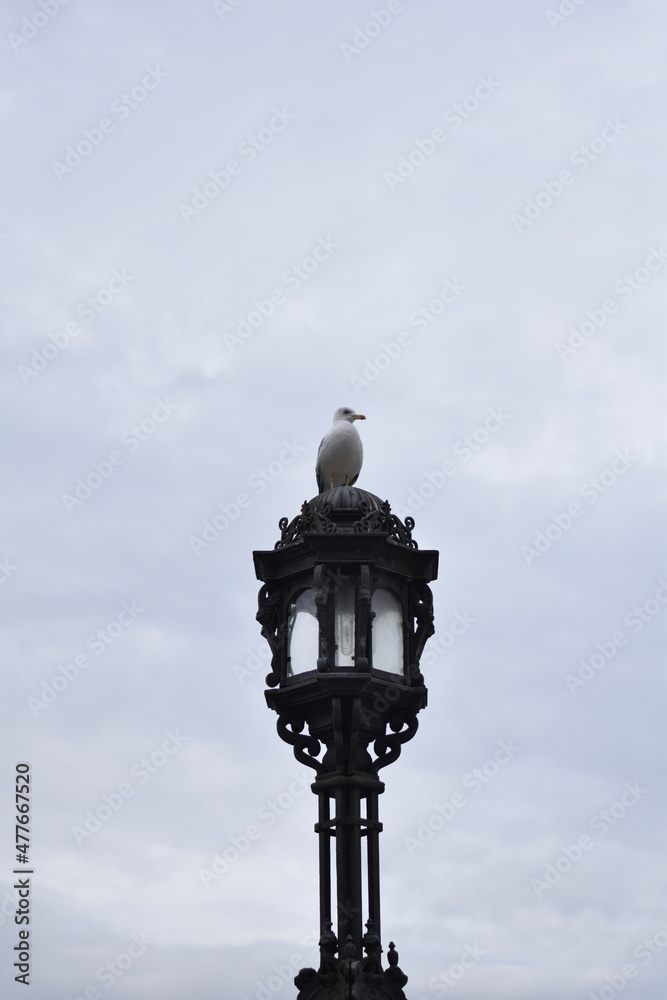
371,589 -> 403,674
334,579 -> 356,667
288,589 -> 318,675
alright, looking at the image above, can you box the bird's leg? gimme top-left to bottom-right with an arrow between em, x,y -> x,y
344,474 -> 349,485
329,474 -> 334,489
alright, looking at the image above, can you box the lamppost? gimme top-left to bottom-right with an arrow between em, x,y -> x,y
253,484 -> 438,1000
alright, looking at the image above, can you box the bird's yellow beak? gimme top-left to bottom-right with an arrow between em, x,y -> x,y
354,414 -> 366,420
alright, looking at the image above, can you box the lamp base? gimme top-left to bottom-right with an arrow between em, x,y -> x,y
295,940 -> 409,1000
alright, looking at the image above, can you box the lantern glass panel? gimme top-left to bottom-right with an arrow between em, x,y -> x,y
287,589 -> 318,675
371,588 -> 403,674
334,579 -> 356,667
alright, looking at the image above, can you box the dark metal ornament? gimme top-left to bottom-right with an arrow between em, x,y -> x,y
254,486 -> 438,999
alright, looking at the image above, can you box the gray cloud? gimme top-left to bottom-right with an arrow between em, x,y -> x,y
2,1 -> 665,997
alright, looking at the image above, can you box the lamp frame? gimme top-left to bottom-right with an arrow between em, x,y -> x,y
253,487 -> 438,999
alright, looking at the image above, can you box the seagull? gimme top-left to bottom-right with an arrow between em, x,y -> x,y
316,407 -> 366,493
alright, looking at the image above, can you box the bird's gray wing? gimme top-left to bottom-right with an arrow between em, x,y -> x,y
315,435 -> 326,493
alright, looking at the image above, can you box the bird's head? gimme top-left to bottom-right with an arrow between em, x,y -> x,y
333,406 -> 366,423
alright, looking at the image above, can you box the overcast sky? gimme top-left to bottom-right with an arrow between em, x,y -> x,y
2,1 -> 666,998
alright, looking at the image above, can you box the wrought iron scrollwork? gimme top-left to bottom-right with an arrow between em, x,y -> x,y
370,711 -> 419,773
276,713 -> 325,774
353,500 -> 418,548
410,580 -> 435,664
275,495 -> 417,548
276,501 -> 336,548
255,584 -> 283,686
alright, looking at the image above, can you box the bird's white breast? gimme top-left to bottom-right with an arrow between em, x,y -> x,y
317,422 -> 363,487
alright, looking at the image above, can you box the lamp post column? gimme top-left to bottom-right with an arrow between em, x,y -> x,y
254,484 -> 438,999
